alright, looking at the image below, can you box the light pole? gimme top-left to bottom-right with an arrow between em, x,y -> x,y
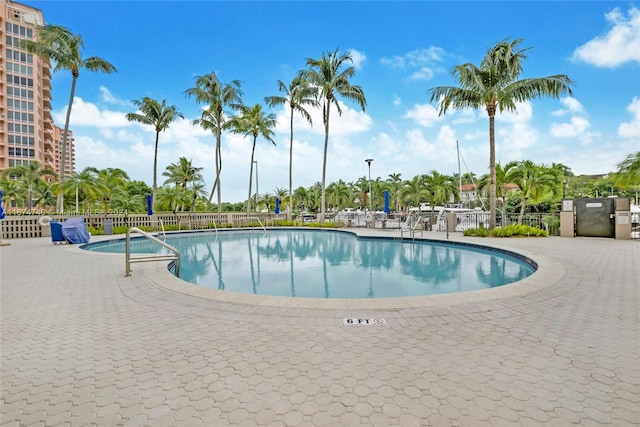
365,158 -> 373,225
253,160 -> 259,212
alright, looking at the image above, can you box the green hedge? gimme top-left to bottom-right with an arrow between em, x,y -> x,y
463,224 -> 548,237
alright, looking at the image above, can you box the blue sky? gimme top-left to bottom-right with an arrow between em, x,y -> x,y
31,1 -> 640,202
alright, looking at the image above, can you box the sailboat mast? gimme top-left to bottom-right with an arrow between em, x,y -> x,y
457,140 -> 462,207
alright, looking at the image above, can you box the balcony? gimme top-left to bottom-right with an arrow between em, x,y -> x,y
43,119 -> 53,130
42,64 -> 51,79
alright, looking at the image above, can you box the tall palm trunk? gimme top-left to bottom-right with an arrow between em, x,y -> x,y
518,197 -> 528,224
57,73 -> 78,212
487,105 -> 497,230
320,101 -> 331,223
288,106 -> 294,221
217,136 -> 222,216
247,138 -> 257,213
152,130 -> 160,212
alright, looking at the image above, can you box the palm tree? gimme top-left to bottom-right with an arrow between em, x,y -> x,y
423,171 -> 458,212
0,177 -> 23,208
327,180 -> 353,212
126,97 -> 183,211
512,161 -> 559,222
23,25 -> 116,210
186,72 -> 243,214
111,192 -> 144,224
227,104 -> 277,213
302,49 -> 367,223
265,76 -> 318,220
273,187 -> 289,214
95,168 -> 129,214
58,167 -> 101,212
401,175 -> 427,211
479,160 -> 520,212
428,38 -> 573,230
33,180 -> 58,209
156,186 -> 189,218
387,173 -> 403,212
3,161 -> 57,213
613,151 -> 640,189
163,157 -> 202,189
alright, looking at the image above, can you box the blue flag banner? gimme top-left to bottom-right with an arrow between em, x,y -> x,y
0,190 -> 6,220
383,190 -> 390,214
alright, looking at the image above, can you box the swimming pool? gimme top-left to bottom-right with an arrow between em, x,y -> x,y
85,229 -> 536,298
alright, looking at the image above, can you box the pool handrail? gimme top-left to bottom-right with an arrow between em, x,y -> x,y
242,216 -> 267,232
400,213 -> 425,240
125,227 -> 180,277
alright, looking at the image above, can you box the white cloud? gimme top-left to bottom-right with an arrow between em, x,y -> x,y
382,46 -> 446,69
552,97 -> 586,116
496,101 -> 533,124
52,97 -> 130,128
549,117 -> 599,145
273,101 -> 371,138
572,6 -> 640,67
618,96 -> 640,138
381,46 -> 446,80
99,86 -> 130,106
550,117 -> 591,137
393,95 -> 402,107
405,103 -> 440,127
348,48 -> 367,69
409,67 -> 435,81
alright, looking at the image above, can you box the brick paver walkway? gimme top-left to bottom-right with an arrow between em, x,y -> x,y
1,232 -> 638,426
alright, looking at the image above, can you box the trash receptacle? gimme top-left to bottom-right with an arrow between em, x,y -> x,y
104,219 -> 114,235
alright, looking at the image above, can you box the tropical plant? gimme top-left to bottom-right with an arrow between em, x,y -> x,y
227,104 -> 277,213
58,167 -> 101,212
111,192 -> 144,222
427,38 -> 573,230
301,49 -> 367,223
33,179 -> 58,209
187,72 -> 243,214
387,173 -> 403,212
512,161 -> 559,222
2,161 -> 57,213
326,180 -> 353,212
0,177 -> 23,208
95,168 -> 129,214
273,187 -> 289,213
265,76 -> 318,220
491,223 -> 548,237
156,185 -> 190,217
23,25 -> 116,210
163,157 -> 203,189
401,175 -> 427,210
423,170 -> 458,213
479,160 -> 520,211
613,151 -> 640,189
126,97 -> 183,211
293,186 -> 311,213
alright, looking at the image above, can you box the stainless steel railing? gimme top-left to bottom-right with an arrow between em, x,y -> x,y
125,227 -> 180,277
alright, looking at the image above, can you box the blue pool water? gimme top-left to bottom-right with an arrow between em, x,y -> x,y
84,229 -> 536,298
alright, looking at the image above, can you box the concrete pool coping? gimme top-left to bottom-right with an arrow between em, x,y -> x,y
78,227 -> 566,311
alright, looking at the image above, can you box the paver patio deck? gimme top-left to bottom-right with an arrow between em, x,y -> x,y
1,230 -> 638,426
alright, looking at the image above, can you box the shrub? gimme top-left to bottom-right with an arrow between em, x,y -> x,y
463,226 -> 490,237
491,224 -> 548,237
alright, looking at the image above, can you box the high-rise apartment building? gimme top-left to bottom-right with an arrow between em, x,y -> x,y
0,0 -> 74,178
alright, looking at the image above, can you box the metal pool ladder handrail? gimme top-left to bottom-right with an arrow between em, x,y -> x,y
244,216 -> 267,232
125,227 -> 180,277
400,213 -> 425,240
